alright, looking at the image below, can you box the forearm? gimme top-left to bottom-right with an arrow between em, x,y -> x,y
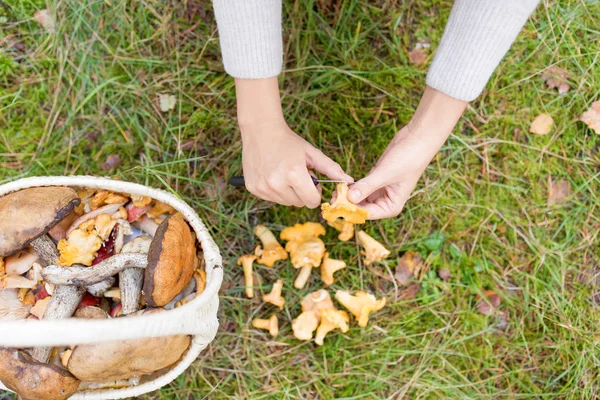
235,77 -> 284,129
426,0 -> 540,101
403,87 -> 468,152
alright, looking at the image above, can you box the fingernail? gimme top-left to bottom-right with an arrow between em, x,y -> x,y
349,188 -> 361,201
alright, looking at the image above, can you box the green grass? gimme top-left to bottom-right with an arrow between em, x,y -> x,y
1,0 -> 600,398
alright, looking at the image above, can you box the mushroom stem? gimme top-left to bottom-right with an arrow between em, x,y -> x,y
237,255 -> 256,299
42,253 -> 148,286
86,277 -> 116,297
29,235 -> 60,266
119,268 -> 143,315
252,315 -> 279,338
31,285 -> 86,363
294,265 -> 313,289
263,279 -> 285,309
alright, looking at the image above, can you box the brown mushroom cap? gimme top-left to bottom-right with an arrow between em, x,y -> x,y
0,347 -> 80,400
67,334 -> 191,382
144,215 -> 198,307
0,187 -> 80,257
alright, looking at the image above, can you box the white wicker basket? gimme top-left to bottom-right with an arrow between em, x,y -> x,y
0,176 -> 223,399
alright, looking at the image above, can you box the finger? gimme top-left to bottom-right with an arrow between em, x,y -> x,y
305,147 -> 354,182
347,169 -> 389,204
264,178 -> 304,207
360,201 -> 404,220
289,168 -> 321,209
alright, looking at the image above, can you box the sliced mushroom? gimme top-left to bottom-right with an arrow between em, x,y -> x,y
0,348 -> 80,400
0,288 -> 32,320
4,247 -> 38,275
67,310 -> 191,382
74,306 -> 110,319
119,236 -> 151,314
143,216 -> 198,307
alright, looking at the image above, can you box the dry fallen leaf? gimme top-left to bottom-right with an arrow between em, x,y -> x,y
541,66 -> 571,94
477,290 -> 501,316
579,100 -> 600,135
99,154 -> 121,172
33,9 -> 55,32
159,94 -> 176,112
547,176 -> 572,205
408,49 -> 427,66
394,251 -> 422,286
438,268 -> 451,281
529,113 -> 554,135
397,282 -> 421,300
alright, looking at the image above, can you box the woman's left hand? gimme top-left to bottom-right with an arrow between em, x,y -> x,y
347,86 -> 468,220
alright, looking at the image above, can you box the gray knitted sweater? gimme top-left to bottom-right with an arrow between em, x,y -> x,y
212,0 -> 540,102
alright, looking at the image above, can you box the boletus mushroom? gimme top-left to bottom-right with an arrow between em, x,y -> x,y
143,215 -> 198,307
0,186 -> 80,264
67,311 -> 191,382
119,236 -> 152,314
0,347 -> 80,400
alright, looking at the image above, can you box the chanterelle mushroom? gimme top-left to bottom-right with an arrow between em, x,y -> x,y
321,252 -> 346,286
263,279 -> 285,309
252,315 -> 279,338
253,225 -> 288,267
144,215 -> 198,307
357,230 -> 390,265
67,311 -> 191,382
237,255 -> 257,298
280,222 -> 326,289
327,218 -> 354,242
321,182 -> 369,224
292,290 -> 348,345
335,290 -> 386,327
0,186 -> 80,264
0,347 -> 80,400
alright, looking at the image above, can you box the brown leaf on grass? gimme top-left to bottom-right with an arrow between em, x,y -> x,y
547,177 -> 572,205
34,9 -> 55,32
99,154 -> 121,172
394,251 -> 422,286
579,100 -> 600,134
397,282 -> 421,300
541,66 -> 571,94
438,268 -> 451,281
529,113 -> 554,135
477,290 -> 501,316
408,49 -> 427,66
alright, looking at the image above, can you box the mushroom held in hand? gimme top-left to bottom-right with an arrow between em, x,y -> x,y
263,279 -> 285,309
335,290 -> 386,327
144,216 -> 198,307
321,252 -> 346,286
280,222 -> 326,289
0,348 -> 80,400
327,218 -> 354,242
0,186 -> 80,264
237,255 -> 257,298
252,315 -> 279,338
357,230 -> 390,265
321,182 -> 369,224
253,225 -> 288,267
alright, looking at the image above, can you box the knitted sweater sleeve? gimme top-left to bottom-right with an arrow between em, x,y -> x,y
212,0 -> 540,101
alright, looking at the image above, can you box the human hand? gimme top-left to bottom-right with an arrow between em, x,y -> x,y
236,77 -> 352,208
347,87 -> 468,219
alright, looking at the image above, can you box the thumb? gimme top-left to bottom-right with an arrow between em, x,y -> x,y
305,147 -> 354,182
348,169 -> 388,204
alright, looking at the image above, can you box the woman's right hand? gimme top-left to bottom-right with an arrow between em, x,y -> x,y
235,77 -> 353,208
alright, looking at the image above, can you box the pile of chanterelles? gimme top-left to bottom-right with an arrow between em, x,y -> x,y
240,183 -> 388,345
0,186 -> 206,400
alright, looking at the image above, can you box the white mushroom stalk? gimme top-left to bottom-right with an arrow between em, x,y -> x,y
119,236 -> 151,315
29,235 -> 61,266
86,276 -> 116,297
42,253 -> 148,286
